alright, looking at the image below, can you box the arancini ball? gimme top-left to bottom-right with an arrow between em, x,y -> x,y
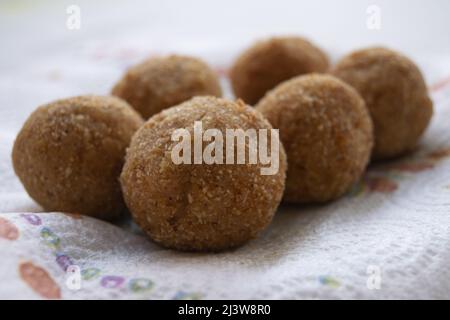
331,47 -> 433,160
112,55 -> 222,119
120,96 -> 287,251
230,36 -> 329,105
12,95 -> 144,220
256,74 -> 373,203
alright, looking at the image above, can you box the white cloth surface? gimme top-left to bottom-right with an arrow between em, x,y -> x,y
1,0 -> 450,299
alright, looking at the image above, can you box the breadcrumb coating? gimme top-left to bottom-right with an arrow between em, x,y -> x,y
230,36 -> 329,105
112,55 -> 222,119
331,47 -> 433,160
120,96 -> 287,251
12,95 -> 144,220
256,74 -> 373,203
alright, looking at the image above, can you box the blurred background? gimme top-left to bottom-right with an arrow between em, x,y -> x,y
1,0 -> 450,151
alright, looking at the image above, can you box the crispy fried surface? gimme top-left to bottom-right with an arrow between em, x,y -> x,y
120,96 -> 287,251
257,74 -> 373,203
12,95 -> 144,220
331,47 -> 433,160
230,36 -> 329,105
112,55 -> 222,119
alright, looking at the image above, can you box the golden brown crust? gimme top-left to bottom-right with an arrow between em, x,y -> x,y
256,74 -> 373,203
112,55 -> 222,119
120,96 -> 287,251
230,36 -> 329,105
12,95 -> 144,220
331,47 -> 433,160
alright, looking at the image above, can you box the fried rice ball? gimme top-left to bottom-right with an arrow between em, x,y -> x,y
331,47 -> 433,160
12,95 -> 144,220
112,55 -> 222,119
120,96 -> 287,251
230,36 -> 329,105
256,74 -> 373,203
